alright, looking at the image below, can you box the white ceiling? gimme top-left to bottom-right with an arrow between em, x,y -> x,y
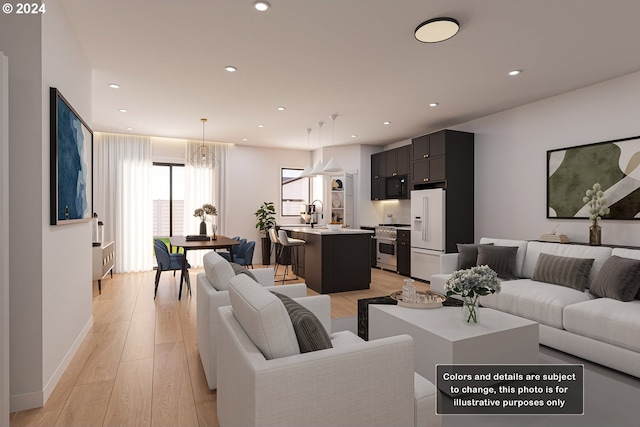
59,0 -> 640,150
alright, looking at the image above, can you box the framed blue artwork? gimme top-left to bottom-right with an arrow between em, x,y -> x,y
50,87 -> 93,225
547,136 -> 640,220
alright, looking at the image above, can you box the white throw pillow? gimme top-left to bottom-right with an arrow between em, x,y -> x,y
203,250 -> 235,291
228,274 -> 300,359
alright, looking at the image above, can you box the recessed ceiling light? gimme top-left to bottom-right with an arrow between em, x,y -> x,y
351,135 -> 358,138
242,138 -> 248,141
253,1 -> 270,12
415,17 -> 460,43
257,124 -> 265,128
109,83 -> 120,89
383,121 -> 391,125
126,127 -> 133,131
277,106 -> 286,111
429,102 -> 439,107
225,66 -> 237,72
509,70 -> 522,76
118,109 -> 128,113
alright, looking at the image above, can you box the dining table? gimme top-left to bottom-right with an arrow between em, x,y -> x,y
169,235 -> 241,299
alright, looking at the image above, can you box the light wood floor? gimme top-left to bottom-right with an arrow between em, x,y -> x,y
9,265 -> 428,427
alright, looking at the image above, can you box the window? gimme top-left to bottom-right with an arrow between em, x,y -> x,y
152,163 -> 185,238
281,168 -> 310,216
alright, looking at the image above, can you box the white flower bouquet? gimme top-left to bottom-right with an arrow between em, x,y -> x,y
444,265 -> 500,322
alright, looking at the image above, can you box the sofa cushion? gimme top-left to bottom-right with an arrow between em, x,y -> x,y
563,298 -> 640,353
532,253 -> 594,292
457,243 -> 494,270
230,262 -> 258,282
522,242 -> 612,286
479,238 -> 529,277
589,256 -> 640,301
271,292 -> 333,353
611,248 -> 640,299
203,251 -> 236,291
228,274 -> 300,359
480,279 -> 591,328
477,245 -> 518,280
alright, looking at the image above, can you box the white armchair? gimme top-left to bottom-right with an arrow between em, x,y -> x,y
216,274 -> 441,427
196,250 -> 307,389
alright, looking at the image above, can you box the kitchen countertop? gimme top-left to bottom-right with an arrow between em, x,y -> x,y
280,226 -> 373,235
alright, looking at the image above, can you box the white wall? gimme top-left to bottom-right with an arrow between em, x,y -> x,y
0,51 -> 10,425
227,145 -> 308,262
454,70 -> 640,246
0,0 -> 93,411
0,9 -> 45,411
40,0 -> 93,405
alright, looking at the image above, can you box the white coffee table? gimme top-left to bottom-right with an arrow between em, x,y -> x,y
369,305 -> 539,383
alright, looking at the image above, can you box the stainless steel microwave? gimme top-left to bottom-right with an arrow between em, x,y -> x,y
385,175 -> 408,199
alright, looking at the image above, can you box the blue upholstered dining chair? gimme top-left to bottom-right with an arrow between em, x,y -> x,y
220,240 -> 255,268
219,237 -> 246,262
153,238 -> 191,299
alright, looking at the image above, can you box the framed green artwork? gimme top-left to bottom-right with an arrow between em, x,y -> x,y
547,136 -> 640,220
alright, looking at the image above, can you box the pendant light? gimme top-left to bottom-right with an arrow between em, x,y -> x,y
323,113 -> 343,174
300,128 -> 313,178
189,118 -> 218,169
310,121 -> 325,176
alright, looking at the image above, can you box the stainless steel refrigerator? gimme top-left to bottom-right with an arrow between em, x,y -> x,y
410,188 -> 445,281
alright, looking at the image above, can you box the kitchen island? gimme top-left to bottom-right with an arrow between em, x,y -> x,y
279,226 -> 373,294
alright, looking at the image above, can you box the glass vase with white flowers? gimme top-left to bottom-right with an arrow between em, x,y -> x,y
444,265 -> 500,323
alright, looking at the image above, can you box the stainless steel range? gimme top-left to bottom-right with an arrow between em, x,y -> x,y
375,225 -> 398,271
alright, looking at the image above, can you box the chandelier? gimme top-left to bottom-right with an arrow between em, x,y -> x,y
190,118 -> 218,169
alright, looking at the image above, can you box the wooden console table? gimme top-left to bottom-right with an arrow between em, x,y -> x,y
93,241 -> 115,294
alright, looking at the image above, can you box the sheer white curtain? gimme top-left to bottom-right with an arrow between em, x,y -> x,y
94,133 -> 153,272
184,140 -> 228,266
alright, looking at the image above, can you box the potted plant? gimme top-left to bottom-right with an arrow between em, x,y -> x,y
255,202 -> 276,265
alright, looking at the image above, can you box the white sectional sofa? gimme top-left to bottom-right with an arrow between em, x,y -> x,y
430,237 -> 640,378
196,250 -> 308,389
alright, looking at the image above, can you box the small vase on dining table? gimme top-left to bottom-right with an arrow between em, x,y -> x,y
199,220 -> 207,236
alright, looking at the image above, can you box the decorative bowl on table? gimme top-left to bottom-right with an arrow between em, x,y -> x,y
390,290 -> 447,309
327,223 -> 342,231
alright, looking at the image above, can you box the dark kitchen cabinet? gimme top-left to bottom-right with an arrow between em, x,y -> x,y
385,145 -> 410,177
397,230 -> 411,276
371,146 -> 410,200
371,152 -> 386,200
411,130 -> 448,185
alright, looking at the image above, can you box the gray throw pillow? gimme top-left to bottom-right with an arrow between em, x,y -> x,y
532,253 -> 594,292
589,256 -> 640,301
476,245 -> 518,280
271,292 -> 333,353
230,262 -> 258,282
457,243 -> 494,270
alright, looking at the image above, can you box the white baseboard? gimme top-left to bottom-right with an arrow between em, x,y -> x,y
10,315 -> 93,412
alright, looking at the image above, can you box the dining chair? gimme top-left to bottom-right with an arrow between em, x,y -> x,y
153,238 -> 191,299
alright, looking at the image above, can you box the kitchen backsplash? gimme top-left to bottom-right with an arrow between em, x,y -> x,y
382,200 -> 411,224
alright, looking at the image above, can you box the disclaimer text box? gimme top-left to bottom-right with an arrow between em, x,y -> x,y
436,364 -> 584,415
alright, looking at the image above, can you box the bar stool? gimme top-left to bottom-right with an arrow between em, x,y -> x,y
268,228 -> 283,279
277,229 -> 305,284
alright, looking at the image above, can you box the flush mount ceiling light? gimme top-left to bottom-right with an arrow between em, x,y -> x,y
118,109 -> 128,113
225,65 -> 237,72
415,17 -> 460,43
277,106 -> 286,111
109,83 -> 120,89
429,102 -> 439,107
253,1 -> 270,12
383,121 -> 391,125
190,118 -> 218,169
509,70 -> 522,76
